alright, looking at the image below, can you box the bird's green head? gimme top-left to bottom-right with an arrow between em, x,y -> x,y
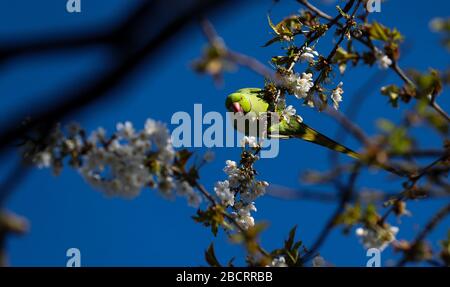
225,88 -> 262,114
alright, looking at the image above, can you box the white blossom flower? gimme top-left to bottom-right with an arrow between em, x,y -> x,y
253,180 -> 268,199
26,119 -> 202,207
186,192 -> 202,208
268,256 -> 288,267
176,180 -> 202,208
312,256 -> 326,267
232,202 -> 257,229
214,180 -> 234,206
286,72 -> 314,99
63,139 -> 76,151
331,82 -> 344,110
215,151 -> 270,231
116,121 -> 135,138
223,160 -> 238,175
34,151 -> 52,169
299,46 -> 319,63
281,105 -> 296,123
374,48 -> 392,70
77,119 -> 174,198
144,119 -> 172,150
240,136 -> 258,148
378,55 -> 392,69
88,127 -> 106,143
222,159 -> 241,188
158,175 -> 175,197
355,225 -> 399,251
241,180 -> 268,203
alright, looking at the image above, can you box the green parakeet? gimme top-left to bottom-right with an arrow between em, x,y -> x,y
225,88 -> 404,176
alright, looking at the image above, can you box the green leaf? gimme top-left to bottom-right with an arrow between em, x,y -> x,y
205,243 -> 222,267
227,257 -> 236,267
335,203 -> 362,227
267,14 -> 278,34
285,225 -> 297,250
410,69 -> 443,98
336,6 -> 349,19
369,21 -> 388,41
368,21 -> 403,43
271,55 -> 289,65
293,240 -> 303,251
364,204 -> 380,226
377,118 -> 395,133
263,36 -> 282,47
192,206 -> 226,236
264,15 -> 302,46
380,85 -> 401,107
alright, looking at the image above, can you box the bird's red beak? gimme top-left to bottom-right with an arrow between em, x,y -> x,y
232,102 -> 244,113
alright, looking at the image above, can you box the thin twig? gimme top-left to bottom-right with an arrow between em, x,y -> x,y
287,0 -> 356,72
201,19 -> 278,83
381,153 -> 449,222
298,0 -> 449,122
267,184 -> 450,202
297,0 -> 333,21
301,163 -> 362,264
324,107 -> 371,146
396,203 -> 450,266
194,181 -> 270,258
430,94 -> 450,122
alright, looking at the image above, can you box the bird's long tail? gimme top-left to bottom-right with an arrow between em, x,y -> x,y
294,123 -> 406,177
294,122 -> 360,159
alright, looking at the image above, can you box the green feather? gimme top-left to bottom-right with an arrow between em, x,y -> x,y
226,88 -> 357,158
225,88 -> 406,176
270,115 -> 360,159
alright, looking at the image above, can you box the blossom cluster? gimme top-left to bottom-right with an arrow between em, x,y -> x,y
26,120 -> 202,207
355,224 -> 399,251
374,48 -> 393,70
280,46 -> 345,116
298,46 -> 319,64
285,72 -> 314,100
268,256 -> 288,267
214,138 -> 269,230
331,82 -> 344,110
267,255 -> 326,267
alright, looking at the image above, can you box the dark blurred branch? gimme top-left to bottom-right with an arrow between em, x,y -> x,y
267,184 -> 450,203
298,0 -> 449,123
389,149 -> 446,158
194,180 -> 270,257
324,107 -> 370,146
328,71 -> 388,167
0,1 -> 157,61
288,0 -> 355,72
381,153 -> 450,222
300,163 -> 362,264
396,203 -> 450,266
297,0 -> 333,21
0,211 -> 29,266
0,0 -> 234,155
200,19 -> 277,82
391,62 -> 415,87
429,93 -> 450,122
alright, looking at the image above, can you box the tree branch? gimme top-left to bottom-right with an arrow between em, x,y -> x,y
0,0 -> 234,155
396,203 -> 450,266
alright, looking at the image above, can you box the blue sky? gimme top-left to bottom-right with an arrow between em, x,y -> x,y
0,0 -> 448,266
